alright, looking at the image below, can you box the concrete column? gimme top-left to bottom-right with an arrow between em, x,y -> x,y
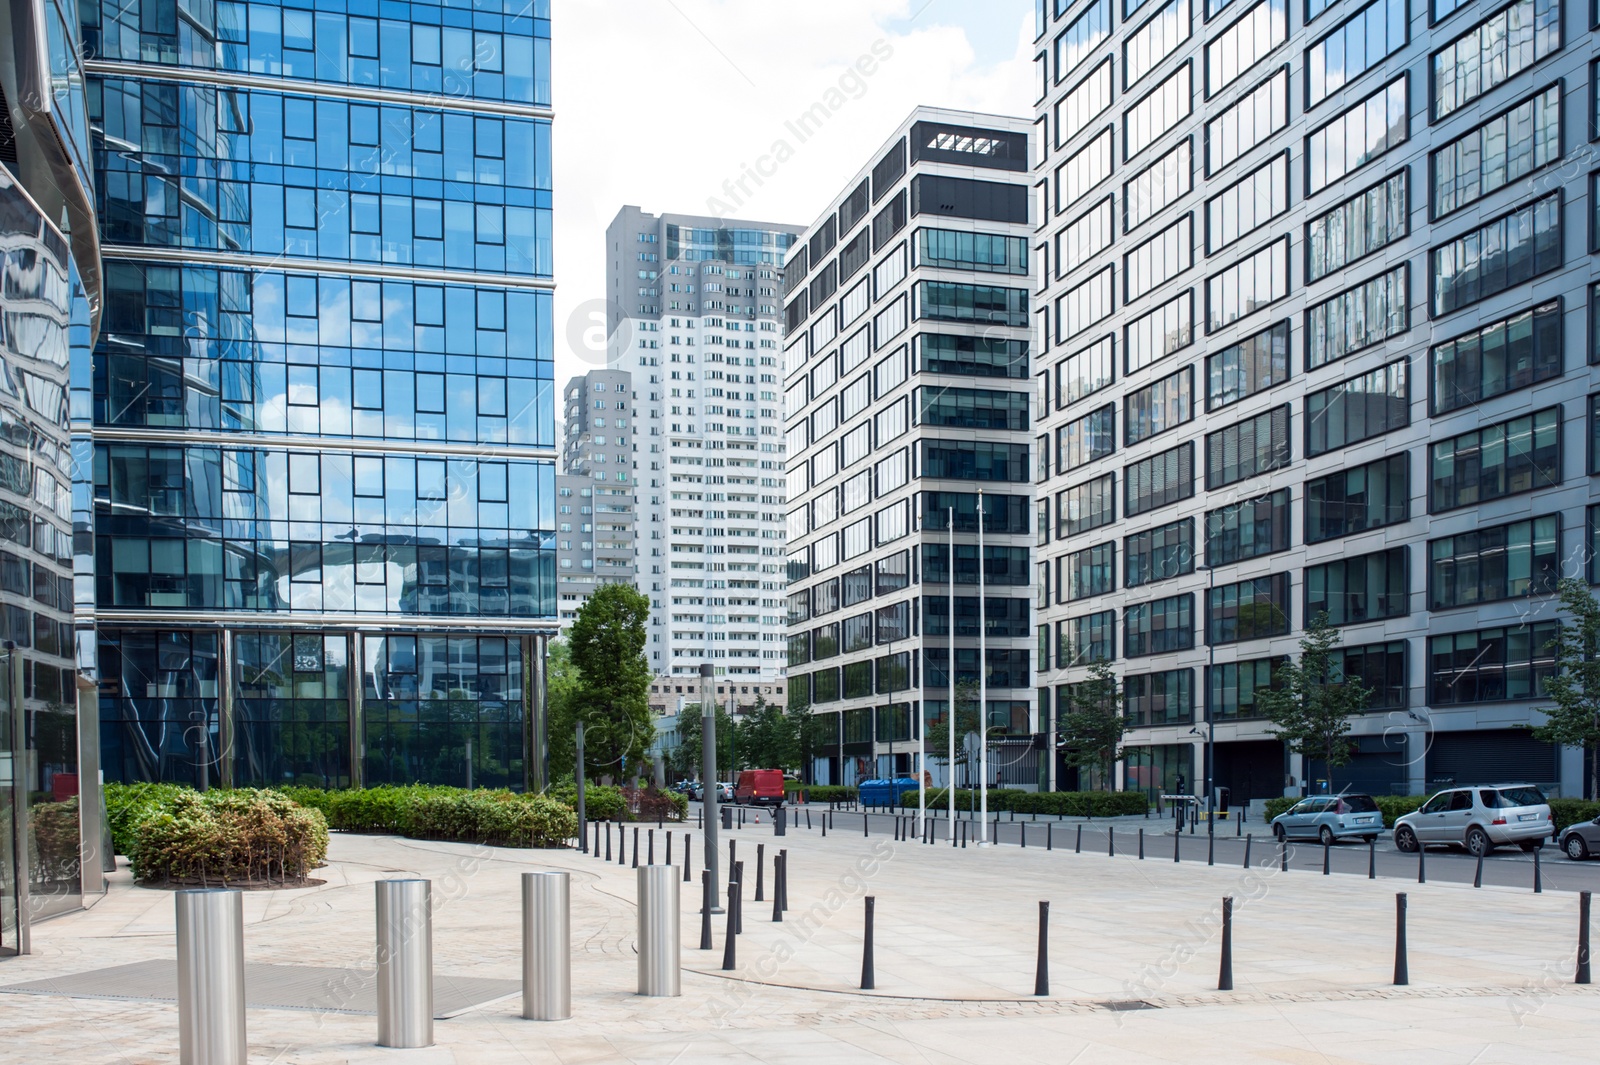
1406,732 -> 1426,796
1560,744 -> 1585,799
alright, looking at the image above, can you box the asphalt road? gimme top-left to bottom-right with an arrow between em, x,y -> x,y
688,803 -> 1600,893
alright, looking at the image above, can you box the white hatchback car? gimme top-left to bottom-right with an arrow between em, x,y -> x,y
1393,785 -> 1552,857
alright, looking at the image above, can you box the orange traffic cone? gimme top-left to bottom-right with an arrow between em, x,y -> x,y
755,814 -> 761,825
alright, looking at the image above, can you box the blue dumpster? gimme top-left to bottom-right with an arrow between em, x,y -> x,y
858,777 -> 921,807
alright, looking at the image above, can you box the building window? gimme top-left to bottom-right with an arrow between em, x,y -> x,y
1125,518 -> 1194,588
1057,197 -> 1115,276
1056,336 -> 1116,407
1125,289 -> 1195,373
1429,406 -> 1560,513
1205,66 -> 1288,175
1207,573 -> 1290,644
1431,300 -> 1562,415
1205,405 -> 1289,489
1124,366 -> 1194,445
1205,0 -> 1287,98
1206,151 -> 1289,254
1307,75 -> 1408,197
1057,58 -> 1116,147
1433,0 -> 1562,120
1125,141 -> 1193,238
1205,319 -> 1288,411
1305,358 -> 1409,458
1126,0 -> 1193,89
1341,641 -> 1407,710
920,440 -> 1031,482
1205,487 -> 1290,566
1060,473 -> 1116,536
1306,0 -> 1407,107
1208,657 -> 1286,719
1124,61 -> 1194,160
916,386 -> 1029,431
1306,546 -> 1409,626
1056,0 -> 1114,83
916,334 -> 1029,379
1428,515 -> 1559,609
1057,128 -> 1116,214
1429,621 -> 1557,704
1125,668 -> 1194,725
1430,192 -> 1563,317
1065,542 -> 1117,600
1125,214 -> 1193,302
1057,266 -> 1115,343
1205,236 -> 1288,332
1125,441 -> 1194,516
1307,170 -> 1408,283
913,281 -> 1029,326
1433,84 -> 1561,220
1306,264 -> 1409,370
1059,404 -> 1116,472
1066,609 -> 1117,663
1126,593 -> 1194,657
1305,454 -> 1408,544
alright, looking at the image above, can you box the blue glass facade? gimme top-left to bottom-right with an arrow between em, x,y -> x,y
83,0 -> 558,792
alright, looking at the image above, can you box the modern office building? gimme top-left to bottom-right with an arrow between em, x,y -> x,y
1032,0 -> 1597,803
556,370 -> 637,626
783,108 -> 1037,787
606,206 -> 802,680
0,0 -> 105,949
85,0 -> 559,793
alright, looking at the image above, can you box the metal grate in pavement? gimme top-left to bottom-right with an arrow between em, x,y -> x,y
0,959 -> 520,1018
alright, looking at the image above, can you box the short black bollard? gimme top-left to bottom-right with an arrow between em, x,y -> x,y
864,812 -> 870,838
1579,891 -> 1592,985
1474,853 -> 1483,888
1243,834 -> 1252,869
1174,829 -> 1181,863
684,834 -> 693,883
648,829 -> 655,866
1047,823 -> 1053,851
1393,892 -> 1408,986
1021,822 -> 1027,848
780,848 -> 789,912
700,871 -> 714,950
775,807 -> 787,837
1208,831 -> 1215,867
1369,836 -> 1376,880
605,822 -> 613,862
1075,824 -> 1082,853
667,831 -> 673,867
1322,840 -> 1330,876
1534,844 -> 1544,893
1417,846 -> 1426,884
721,877 -> 740,971
620,825 -> 628,866
755,844 -> 765,902
733,860 -> 744,935
1108,829 -> 1115,857
861,897 -> 876,990
1279,836 -> 1287,872
961,819 -> 967,849
772,854 -> 784,923
822,814 -> 827,838
1035,901 -> 1050,997
1218,896 -> 1234,991
1236,813 -> 1242,837
1139,827 -> 1145,859
698,806 -> 703,829
806,809 -> 812,830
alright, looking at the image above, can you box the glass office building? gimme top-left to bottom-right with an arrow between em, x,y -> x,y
83,0 -> 559,792
1032,0 -> 1598,802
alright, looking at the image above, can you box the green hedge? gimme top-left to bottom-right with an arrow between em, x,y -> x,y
547,783 -> 687,822
280,784 -> 580,845
127,788 -> 329,885
803,785 -> 858,803
106,782 -> 193,856
895,788 -> 1148,817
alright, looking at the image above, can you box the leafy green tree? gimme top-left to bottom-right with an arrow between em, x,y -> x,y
1057,659 -> 1125,790
545,639 -> 580,784
567,584 -> 655,783
1532,578 -> 1600,799
926,679 -> 1000,787
1257,612 -> 1371,780
734,696 -> 801,771
670,701 -> 734,781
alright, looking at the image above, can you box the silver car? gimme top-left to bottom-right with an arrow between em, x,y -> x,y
1558,816 -> 1600,860
1271,794 -> 1384,845
1393,785 -> 1552,857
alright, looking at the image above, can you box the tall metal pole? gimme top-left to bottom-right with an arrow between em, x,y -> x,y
700,663 -> 721,913
977,489 -> 988,839
948,507 -> 956,829
1205,528 -> 1216,845
575,720 -> 587,852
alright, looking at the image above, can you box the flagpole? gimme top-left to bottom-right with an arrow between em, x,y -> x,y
977,489 -> 988,843
948,506 -> 956,831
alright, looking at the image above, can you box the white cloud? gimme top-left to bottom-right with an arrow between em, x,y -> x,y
551,0 -> 1035,384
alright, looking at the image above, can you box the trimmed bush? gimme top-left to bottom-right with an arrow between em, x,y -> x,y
1546,798 -> 1599,834
400,790 -> 576,847
106,782 -> 192,856
128,788 -> 329,885
549,783 -> 625,821
803,785 -> 859,803
897,788 -> 1148,817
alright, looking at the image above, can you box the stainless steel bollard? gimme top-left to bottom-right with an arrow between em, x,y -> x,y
375,879 -> 434,1048
175,888 -> 247,1065
636,865 -> 681,996
521,871 -> 571,1021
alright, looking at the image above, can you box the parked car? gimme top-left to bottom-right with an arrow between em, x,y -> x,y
733,769 -> 786,807
1270,794 -> 1383,844
1393,785 -> 1552,856
716,781 -> 734,802
1558,815 -> 1600,860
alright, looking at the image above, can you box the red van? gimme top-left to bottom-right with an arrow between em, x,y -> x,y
734,769 -> 786,807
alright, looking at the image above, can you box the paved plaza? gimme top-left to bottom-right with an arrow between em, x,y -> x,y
2,816 -> 1598,1063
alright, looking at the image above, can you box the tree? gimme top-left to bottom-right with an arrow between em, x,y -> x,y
925,679 -> 1001,787
672,701 -> 735,781
567,584 -> 655,783
1532,578 -> 1600,799
734,696 -> 801,771
545,639 -> 580,783
1257,612 -> 1371,782
1057,659 -> 1125,790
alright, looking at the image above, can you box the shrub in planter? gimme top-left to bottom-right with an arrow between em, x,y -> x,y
128,788 -> 329,885
106,782 -> 192,856
549,782 -> 626,821
802,785 -> 858,803
399,789 -> 576,847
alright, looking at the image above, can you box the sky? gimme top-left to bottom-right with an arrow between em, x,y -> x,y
551,0 -> 1037,383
